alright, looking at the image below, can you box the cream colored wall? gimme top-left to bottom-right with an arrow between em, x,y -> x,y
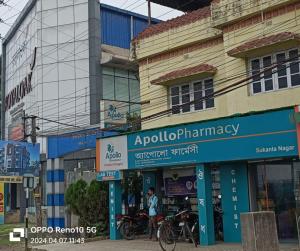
139,41 -> 228,129
223,7 -> 300,115
136,3 -> 300,130
136,17 -> 222,60
211,0 -> 297,28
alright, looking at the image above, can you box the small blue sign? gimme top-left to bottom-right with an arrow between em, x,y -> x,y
127,109 -> 297,169
48,128 -> 117,159
97,170 -> 123,181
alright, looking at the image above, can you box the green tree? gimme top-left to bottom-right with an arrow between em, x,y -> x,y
65,179 -> 108,235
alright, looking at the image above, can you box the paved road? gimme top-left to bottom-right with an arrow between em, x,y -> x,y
36,239 -> 298,251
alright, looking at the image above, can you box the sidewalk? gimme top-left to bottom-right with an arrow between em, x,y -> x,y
35,239 -> 299,251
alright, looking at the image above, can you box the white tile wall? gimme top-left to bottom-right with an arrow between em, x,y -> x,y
42,27 -> 58,45
59,79 -> 76,98
74,3 -> 88,23
58,42 -> 75,61
43,63 -> 58,82
74,0 -> 87,5
5,0 -> 92,143
36,0 -> 42,12
58,61 -> 75,80
75,40 -> 89,60
42,45 -> 58,64
42,9 -> 58,28
58,24 -> 74,43
58,6 -> 74,25
58,0 -> 74,8
75,59 -> 89,78
58,80 -> 76,120
41,0 -> 57,11
75,21 -> 88,40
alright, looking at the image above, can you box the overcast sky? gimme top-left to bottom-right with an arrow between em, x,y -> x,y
0,0 -> 183,53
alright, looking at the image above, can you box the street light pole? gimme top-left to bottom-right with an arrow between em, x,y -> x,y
23,175 -> 34,251
25,187 -> 29,251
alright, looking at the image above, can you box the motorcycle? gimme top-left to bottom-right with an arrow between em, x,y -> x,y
117,209 -> 148,240
117,209 -> 164,240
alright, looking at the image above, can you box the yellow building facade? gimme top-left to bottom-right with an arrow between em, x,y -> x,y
133,0 -> 300,130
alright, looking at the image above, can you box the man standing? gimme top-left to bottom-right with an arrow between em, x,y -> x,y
148,187 -> 158,241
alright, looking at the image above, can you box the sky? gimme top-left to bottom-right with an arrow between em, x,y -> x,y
0,0 -> 183,52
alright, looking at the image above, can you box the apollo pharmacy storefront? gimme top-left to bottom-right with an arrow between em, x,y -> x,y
96,108 -> 300,245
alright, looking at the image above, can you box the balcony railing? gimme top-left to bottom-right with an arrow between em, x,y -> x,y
211,0 -> 297,27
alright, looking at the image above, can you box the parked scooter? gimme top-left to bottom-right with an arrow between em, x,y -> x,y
117,209 -> 164,240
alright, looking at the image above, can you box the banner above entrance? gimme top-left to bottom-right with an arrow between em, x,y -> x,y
97,109 -> 298,170
127,109 -> 297,169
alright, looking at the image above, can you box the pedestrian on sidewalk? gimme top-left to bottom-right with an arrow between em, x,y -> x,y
147,187 -> 158,241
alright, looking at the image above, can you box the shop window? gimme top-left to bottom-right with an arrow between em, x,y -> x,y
250,161 -> 300,241
115,77 -> 129,102
170,78 -> 215,115
103,74 -> 114,100
129,78 -> 141,115
102,67 -> 141,115
250,48 -> 300,94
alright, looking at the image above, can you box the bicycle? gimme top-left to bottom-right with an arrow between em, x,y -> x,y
157,210 -> 198,251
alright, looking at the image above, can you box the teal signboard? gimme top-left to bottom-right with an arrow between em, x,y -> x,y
127,109 -> 297,169
220,163 -> 250,243
97,170 -> 123,181
109,181 -> 122,240
196,164 -> 215,245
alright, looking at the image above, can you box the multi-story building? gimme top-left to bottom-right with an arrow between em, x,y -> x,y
97,0 -> 300,246
1,0 -> 158,226
3,143 -> 30,171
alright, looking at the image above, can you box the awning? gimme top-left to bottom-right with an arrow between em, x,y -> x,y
101,44 -> 137,70
227,32 -> 300,58
151,64 -> 217,85
150,0 -> 212,12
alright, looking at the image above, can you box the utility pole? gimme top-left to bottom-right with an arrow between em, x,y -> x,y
23,115 -> 38,144
22,116 -> 39,251
147,0 -> 151,26
25,187 -> 29,251
23,175 -> 34,251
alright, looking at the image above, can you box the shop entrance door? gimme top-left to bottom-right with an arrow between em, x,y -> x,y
250,161 -> 300,242
211,166 -> 223,242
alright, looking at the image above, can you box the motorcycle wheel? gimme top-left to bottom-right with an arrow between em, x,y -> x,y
158,221 -> 176,251
120,222 -> 135,240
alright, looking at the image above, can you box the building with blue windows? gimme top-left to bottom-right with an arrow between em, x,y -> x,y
1,0 -> 158,226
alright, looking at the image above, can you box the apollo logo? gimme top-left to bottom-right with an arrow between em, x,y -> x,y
107,105 -> 124,120
9,228 -> 25,242
105,144 -> 121,161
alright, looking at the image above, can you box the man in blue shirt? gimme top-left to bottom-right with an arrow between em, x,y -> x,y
147,187 -> 158,241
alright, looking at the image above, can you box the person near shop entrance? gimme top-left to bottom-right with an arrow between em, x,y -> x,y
147,187 -> 158,241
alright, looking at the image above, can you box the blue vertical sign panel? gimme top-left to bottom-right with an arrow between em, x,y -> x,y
220,163 -> 250,242
196,165 -> 215,245
109,181 -> 122,240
